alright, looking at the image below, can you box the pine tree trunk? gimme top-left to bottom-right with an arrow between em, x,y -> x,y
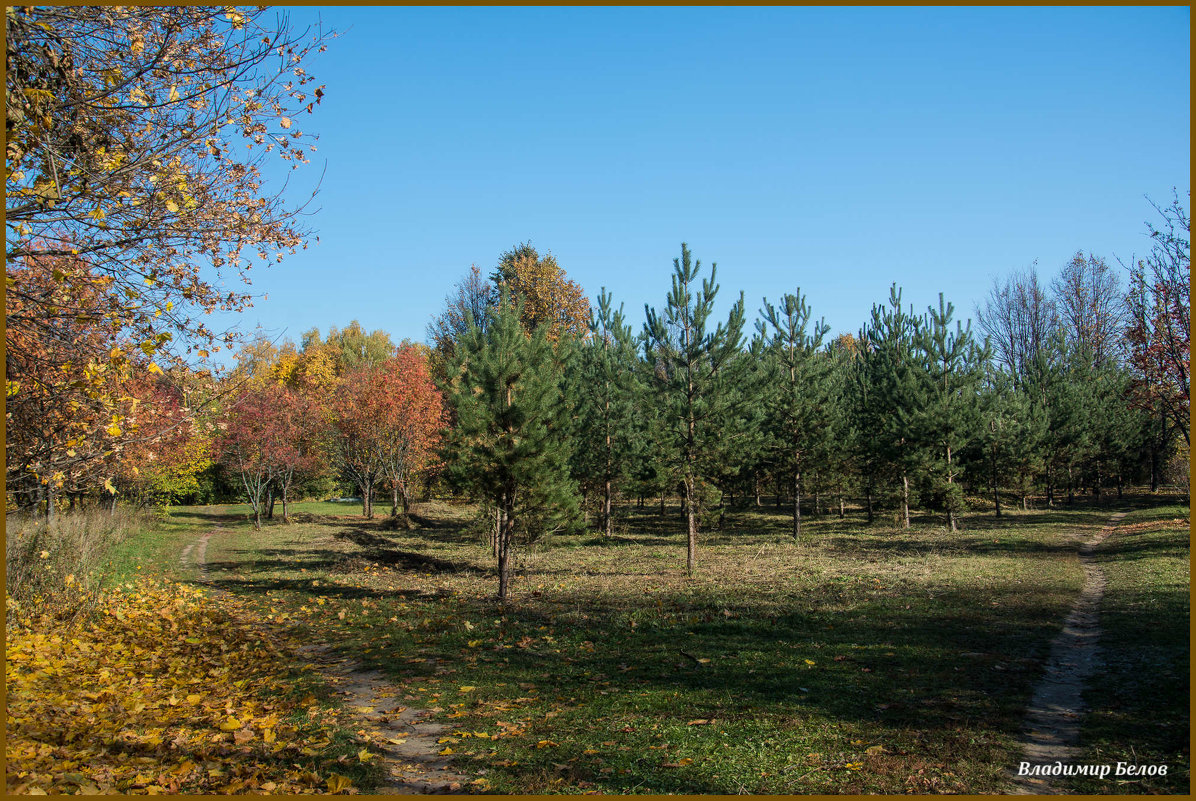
901,474 -> 910,529
497,489 -> 515,600
755,476 -> 762,507
866,484 -> 874,523
992,457 -> 1001,518
792,468 -> 802,542
1067,465 -> 1074,504
685,476 -> 697,576
838,493 -> 845,519
1116,473 -> 1123,499
492,505 -> 500,558
603,479 -> 613,537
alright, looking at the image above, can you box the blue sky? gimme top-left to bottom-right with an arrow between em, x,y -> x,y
220,6 -> 1190,353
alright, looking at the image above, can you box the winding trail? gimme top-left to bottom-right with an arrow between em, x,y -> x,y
1008,510 -> 1126,794
181,527 -> 474,794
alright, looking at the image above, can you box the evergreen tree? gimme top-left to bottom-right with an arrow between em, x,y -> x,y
569,289 -> 645,535
643,243 -> 747,574
443,294 -> 579,599
855,286 -> 923,528
979,367 -> 1046,516
757,288 -> 832,540
916,294 -> 987,531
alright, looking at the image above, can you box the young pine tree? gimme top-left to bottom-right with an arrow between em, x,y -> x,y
443,295 -> 579,600
643,243 -> 747,575
757,288 -> 832,541
917,294 -> 987,531
569,289 -> 645,536
855,286 -> 923,528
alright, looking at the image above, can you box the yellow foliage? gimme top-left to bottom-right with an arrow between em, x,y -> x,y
6,581 -> 359,794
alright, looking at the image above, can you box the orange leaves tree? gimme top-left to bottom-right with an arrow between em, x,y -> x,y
330,348 -> 446,521
218,383 -> 323,528
5,6 -> 331,505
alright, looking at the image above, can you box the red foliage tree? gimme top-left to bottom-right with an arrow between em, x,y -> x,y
330,347 -> 446,521
218,383 -> 322,528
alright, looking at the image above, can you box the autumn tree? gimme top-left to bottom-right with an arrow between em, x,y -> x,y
218,383 -> 321,528
427,265 -> 496,374
976,266 -> 1057,386
643,244 -> 747,574
493,243 -> 591,341
1052,252 -> 1125,368
373,347 -> 447,524
443,295 -> 579,599
5,6 -> 331,505
1126,191 -> 1190,448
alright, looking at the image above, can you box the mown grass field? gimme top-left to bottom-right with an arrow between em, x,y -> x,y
97,491 -> 1187,794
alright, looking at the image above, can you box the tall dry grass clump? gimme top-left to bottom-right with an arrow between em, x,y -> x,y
5,506 -> 146,625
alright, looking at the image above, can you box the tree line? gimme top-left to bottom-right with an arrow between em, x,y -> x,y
4,9 -> 1187,600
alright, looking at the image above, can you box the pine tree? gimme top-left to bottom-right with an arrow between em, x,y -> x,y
643,243 -> 747,574
757,288 -> 831,540
443,294 -> 579,600
569,289 -> 645,536
855,286 -> 923,528
917,294 -> 987,531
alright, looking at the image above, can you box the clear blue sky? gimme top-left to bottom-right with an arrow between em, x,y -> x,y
221,6 -> 1190,353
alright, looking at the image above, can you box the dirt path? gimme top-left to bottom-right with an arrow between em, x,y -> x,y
181,529 -> 474,794
1008,511 -> 1126,795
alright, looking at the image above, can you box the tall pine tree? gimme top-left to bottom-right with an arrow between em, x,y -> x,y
757,288 -> 832,540
443,294 -> 579,599
643,243 -> 747,574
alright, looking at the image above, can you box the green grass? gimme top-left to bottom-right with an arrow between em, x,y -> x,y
1066,503 -> 1191,795
121,492 -> 1187,794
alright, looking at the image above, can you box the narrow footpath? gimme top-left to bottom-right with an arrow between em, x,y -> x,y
1008,511 -> 1126,794
180,529 -> 474,794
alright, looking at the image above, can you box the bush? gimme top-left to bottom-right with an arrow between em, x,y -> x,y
5,506 -> 147,624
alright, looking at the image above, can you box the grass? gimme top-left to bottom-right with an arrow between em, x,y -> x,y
103,491 -> 1186,794
1066,503 -> 1190,794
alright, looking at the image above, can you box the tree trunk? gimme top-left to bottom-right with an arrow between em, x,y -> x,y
946,446 -> 957,532
391,482 -> 400,517
361,483 -> 370,517
838,493 -> 845,519
497,488 -> 515,600
1066,465 -> 1074,504
755,477 -> 762,507
865,484 -> 874,524
45,484 -> 56,525
266,487 -> 275,520
492,504 -> 500,558
792,468 -> 802,542
603,479 -> 613,537
992,457 -> 1002,518
1116,472 -> 1123,499
685,476 -> 697,575
901,474 -> 910,529
282,483 -> 289,523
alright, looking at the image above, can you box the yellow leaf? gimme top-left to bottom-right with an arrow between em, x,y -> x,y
357,748 -> 373,763
219,716 -> 242,731
147,362 -> 163,375
467,639 -> 483,648
106,423 -> 122,437
325,774 -> 352,794
169,85 -> 180,101
438,746 -> 454,755
279,117 -> 292,129
165,199 -> 179,213
458,686 -> 476,692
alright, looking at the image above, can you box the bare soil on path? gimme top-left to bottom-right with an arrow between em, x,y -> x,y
1008,511 -> 1127,795
181,528 -> 474,794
